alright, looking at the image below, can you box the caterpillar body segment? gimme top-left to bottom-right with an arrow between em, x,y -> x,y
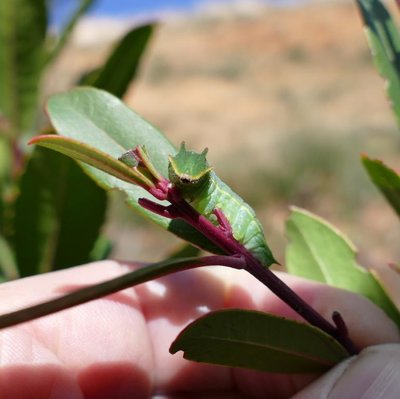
168,143 -> 276,267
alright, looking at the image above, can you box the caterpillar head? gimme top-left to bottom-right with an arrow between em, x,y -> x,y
168,143 -> 213,189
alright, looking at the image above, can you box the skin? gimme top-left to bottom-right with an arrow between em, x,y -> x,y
0,261 -> 398,399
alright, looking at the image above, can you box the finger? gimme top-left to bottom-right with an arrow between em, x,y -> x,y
0,261 -> 154,399
291,344 -> 400,399
221,269 -> 400,398
224,269 -> 400,347
0,262 -> 399,399
132,267 -> 400,397
0,261 -> 238,398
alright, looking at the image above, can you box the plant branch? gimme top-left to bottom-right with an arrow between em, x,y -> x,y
0,255 -> 245,329
163,188 -> 359,355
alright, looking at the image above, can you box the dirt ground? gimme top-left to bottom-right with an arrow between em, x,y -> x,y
49,1 -> 400,270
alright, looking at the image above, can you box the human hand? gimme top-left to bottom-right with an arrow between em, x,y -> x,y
0,260 -> 398,399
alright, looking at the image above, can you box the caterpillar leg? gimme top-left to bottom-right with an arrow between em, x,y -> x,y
213,208 -> 233,238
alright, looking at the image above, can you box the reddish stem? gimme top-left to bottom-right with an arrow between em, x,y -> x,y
133,146 -> 358,354
148,187 -> 359,355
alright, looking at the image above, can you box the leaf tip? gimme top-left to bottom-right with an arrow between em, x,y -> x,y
28,134 -> 54,146
360,152 -> 370,161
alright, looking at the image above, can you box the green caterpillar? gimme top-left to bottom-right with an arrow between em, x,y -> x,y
168,143 -> 276,267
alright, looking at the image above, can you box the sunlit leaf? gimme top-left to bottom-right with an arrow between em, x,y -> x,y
30,135 -> 151,187
286,207 -> 400,327
44,87 -> 223,255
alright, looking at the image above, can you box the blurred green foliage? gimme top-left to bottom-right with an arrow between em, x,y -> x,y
0,0 -> 154,277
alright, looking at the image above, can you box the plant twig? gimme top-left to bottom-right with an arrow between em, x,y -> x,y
0,255 -> 245,329
128,146 -> 359,355
159,187 -> 359,355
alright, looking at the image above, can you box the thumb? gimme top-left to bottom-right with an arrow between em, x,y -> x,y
292,344 -> 400,399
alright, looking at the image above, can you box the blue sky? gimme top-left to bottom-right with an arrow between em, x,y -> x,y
84,0 -> 205,16
51,0 -> 223,27
50,0 -> 290,27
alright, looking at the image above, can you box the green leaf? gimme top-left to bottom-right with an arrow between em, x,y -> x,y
44,87 -> 223,255
362,155 -> 400,217
0,0 -> 47,136
170,309 -> 348,373
286,207 -> 400,327
29,135 -> 152,187
0,234 -> 18,280
357,0 -> 400,126
45,0 -> 95,66
84,24 -> 154,98
13,146 -> 107,276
